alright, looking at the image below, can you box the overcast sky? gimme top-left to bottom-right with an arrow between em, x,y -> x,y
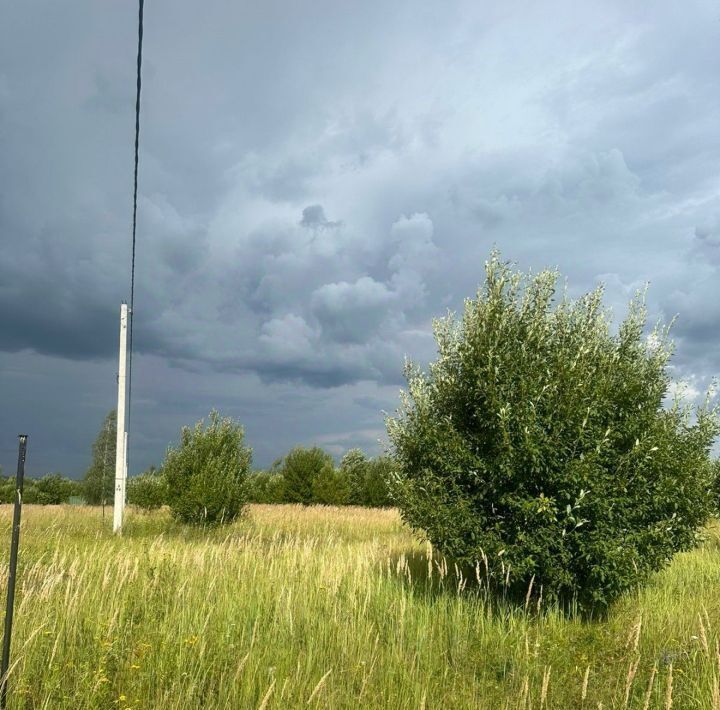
1,0 -> 718,477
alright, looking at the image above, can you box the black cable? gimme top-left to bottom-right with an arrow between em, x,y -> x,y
127,0 -> 144,470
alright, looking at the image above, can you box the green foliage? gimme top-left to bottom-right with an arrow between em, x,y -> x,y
35,473 -> 77,504
312,464 -> 350,505
278,446 -> 334,505
0,476 -> 21,504
248,449 -> 389,507
387,253 -> 720,609
163,411 -> 251,525
0,474 -> 79,504
340,450 -> 394,507
128,466 -> 167,510
83,410 -> 116,505
711,458 -> 720,515
341,449 -> 369,505
362,457 -> 395,507
245,470 -> 286,504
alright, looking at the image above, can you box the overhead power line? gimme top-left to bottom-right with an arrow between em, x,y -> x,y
127,0 -> 144,463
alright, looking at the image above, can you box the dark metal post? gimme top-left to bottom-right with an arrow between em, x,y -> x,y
0,435 -> 27,709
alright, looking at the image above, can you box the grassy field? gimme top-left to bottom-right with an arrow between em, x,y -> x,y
1,505 -> 720,708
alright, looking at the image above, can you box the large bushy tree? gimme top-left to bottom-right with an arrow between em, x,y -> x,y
164,411 -> 251,525
387,254 -> 719,608
83,410 -> 116,505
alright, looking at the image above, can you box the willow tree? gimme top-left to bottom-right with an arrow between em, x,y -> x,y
387,253 -> 719,608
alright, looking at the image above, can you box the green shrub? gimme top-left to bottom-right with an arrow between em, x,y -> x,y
35,473 -> 76,504
387,254 -> 719,609
340,450 -> 394,507
22,480 -> 39,504
244,471 -> 265,503
128,466 -> 167,510
264,471 -> 286,503
0,475 -> 76,504
163,411 -> 251,525
341,449 -> 369,505
278,446 -> 334,505
362,457 -> 395,507
0,477 -> 16,504
246,470 -> 286,504
312,465 -> 350,505
711,458 -> 720,515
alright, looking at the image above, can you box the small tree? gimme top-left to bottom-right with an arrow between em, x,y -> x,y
264,472 -> 286,503
312,464 -> 350,505
387,254 -> 719,609
341,449 -> 369,505
164,411 -> 251,525
83,410 -> 116,505
279,446 -> 334,505
363,456 -> 395,507
245,471 -> 269,503
128,466 -> 167,510
35,474 -> 75,504
0,477 -> 15,504
340,449 -> 394,507
246,470 -> 286,504
21,479 -> 39,504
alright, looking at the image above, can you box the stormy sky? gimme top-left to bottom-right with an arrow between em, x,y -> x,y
1,0 -> 718,477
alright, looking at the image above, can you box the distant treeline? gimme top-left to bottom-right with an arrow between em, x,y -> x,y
0,473 -> 82,505
245,447 -> 394,507
123,446 -> 394,511
1,444 -> 394,510
80,411 -> 396,511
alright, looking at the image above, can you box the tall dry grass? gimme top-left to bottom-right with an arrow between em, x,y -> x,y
0,505 -> 719,708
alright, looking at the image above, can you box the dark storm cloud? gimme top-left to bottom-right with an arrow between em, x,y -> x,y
1,0 -> 718,475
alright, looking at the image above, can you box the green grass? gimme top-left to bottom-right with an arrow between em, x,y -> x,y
1,504 -> 720,708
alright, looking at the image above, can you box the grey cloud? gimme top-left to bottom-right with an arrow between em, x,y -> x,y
1,0 -> 719,476
85,72 -> 134,114
353,395 -> 393,412
695,215 -> 720,264
259,314 -> 316,361
387,213 -> 438,306
300,204 -> 342,230
656,221 -> 720,379
311,277 -> 394,343
169,207 -> 440,389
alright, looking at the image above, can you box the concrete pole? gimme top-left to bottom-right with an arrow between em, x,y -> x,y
113,303 -> 128,533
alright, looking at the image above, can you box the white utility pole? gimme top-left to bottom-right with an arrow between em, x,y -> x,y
113,303 -> 129,533
123,431 -> 128,509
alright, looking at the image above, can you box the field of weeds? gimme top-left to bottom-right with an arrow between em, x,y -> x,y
1,504 -> 720,708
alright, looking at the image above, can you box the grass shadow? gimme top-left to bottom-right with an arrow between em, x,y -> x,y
121,508 -> 255,542
119,506 -> 311,551
383,547 -> 607,622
